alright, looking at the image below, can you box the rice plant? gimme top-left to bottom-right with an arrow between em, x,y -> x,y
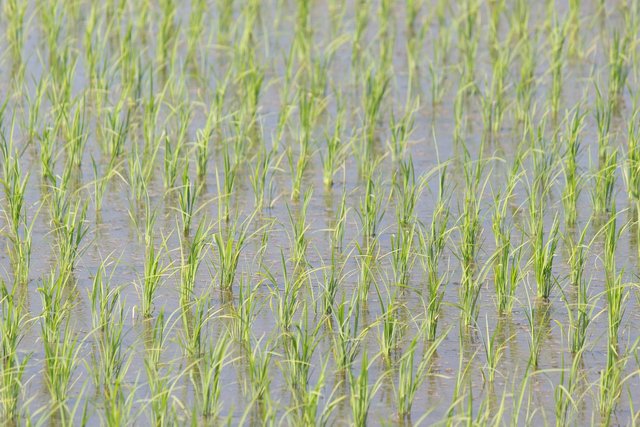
39,272 -> 81,410
562,107 -> 585,228
349,351 -> 382,427
418,168 -> 451,340
565,223 -> 593,356
0,281 -> 29,422
192,331 -> 232,421
395,328 -> 447,420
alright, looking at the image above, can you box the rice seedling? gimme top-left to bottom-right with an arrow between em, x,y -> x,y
458,147 -> 487,327
548,17 -> 567,120
321,251 -> 343,319
358,172 -> 386,246
186,0 -> 208,67
514,38 -> 536,125
51,194 -> 89,280
192,331 -> 232,421
562,107 -> 586,228
249,145 -> 275,211
39,126 -> 58,188
0,281 -> 29,422
101,103 -> 130,162
388,103 -> 416,163
39,272 -> 81,411
280,308 -> 330,425
482,44 -> 510,139
608,31 -> 630,106
531,213 -> 560,300
523,287 -> 550,370
230,276 -> 259,349
138,221 -> 169,319
458,0 -> 480,88
143,311 -> 178,426
603,216 -> 627,349
598,343 -> 629,423
355,236 -> 380,306
491,160 -> 523,314
418,169 -> 451,340
395,328 -> 447,420
177,168 -> 199,237
1,128 -> 28,240
394,157 -> 419,228
264,252 -> 304,332
89,272 -> 132,412
286,189 -> 312,269
163,133 -> 183,193
321,105 -> 347,188
375,288 -> 404,364
362,68 -> 389,156
349,351 -> 383,427
3,0 -> 26,62
480,316 -> 507,385
445,334 -> 478,425
331,293 -> 363,376
554,344 -> 584,425
332,189 -> 348,253
1,136 -> 35,288
244,339 -> 272,405
592,149 -> 618,218
287,127 -> 311,202
566,0 -> 582,57
216,142 -> 237,222
180,294 -> 210,360
594,85 -> 612,164
528,132 -> 561,299
564,223 -> 594,356
180,220 -> 210,306
390,222 -> 416,290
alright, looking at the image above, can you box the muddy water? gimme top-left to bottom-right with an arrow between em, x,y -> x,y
1,0 -> 639,425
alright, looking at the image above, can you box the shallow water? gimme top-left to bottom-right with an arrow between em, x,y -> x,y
1,0 -> 640,425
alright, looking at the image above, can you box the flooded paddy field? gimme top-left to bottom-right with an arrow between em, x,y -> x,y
1,0 -> 640,425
